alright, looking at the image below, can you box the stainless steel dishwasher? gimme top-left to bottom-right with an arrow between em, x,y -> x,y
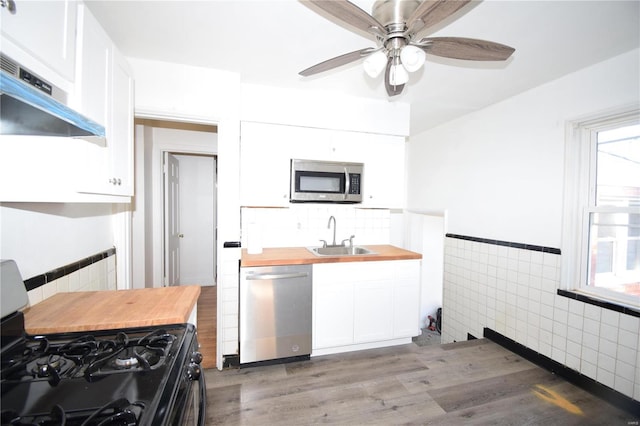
240,264 -> 312,364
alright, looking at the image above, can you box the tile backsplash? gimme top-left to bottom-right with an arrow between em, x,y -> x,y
241,205 -> 391,249
443,235 -> 639,401
24,249 -> 117,307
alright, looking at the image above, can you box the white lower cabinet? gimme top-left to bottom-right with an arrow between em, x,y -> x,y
313,259 -> 421,355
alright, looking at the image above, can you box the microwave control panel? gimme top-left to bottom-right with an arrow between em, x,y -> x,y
349,173 -> 361,194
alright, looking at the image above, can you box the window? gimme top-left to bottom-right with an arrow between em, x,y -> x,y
563,109 -> 640,309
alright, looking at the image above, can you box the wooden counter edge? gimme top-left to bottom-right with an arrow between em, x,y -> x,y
241,245 -> 422,267
24,285 -> 201,335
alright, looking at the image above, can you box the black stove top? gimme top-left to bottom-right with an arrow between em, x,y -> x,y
1,311 -> 201,426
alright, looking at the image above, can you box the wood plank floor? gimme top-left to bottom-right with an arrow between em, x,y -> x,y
197,285 -> 217,369
203,338 -> 637,425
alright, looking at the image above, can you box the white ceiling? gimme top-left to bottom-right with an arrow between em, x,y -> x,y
85,0 -> 639,135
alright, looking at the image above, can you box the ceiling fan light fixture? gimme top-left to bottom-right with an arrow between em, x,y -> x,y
389,61 -> 409,86
363,50 -> 387,78
400,45 -> 426,72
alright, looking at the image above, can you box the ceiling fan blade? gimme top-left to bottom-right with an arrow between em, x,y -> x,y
299,48 -> 376,77
417,37 -> 515,61
406,0 -> 472,35
384,56 -> 405,97
306,0 -> 386,38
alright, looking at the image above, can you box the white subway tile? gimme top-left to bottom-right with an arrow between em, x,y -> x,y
615,359 -> 635,380
614,375 -> 634,398
582,346 -> 598,364
596,368 -> 615,388
566,353 -> 581,371
551,346 -> 566,364
567,312 -> 583,330
568,299 -> 584,316
583,317 -> 600,336
599,337 -> 617,358
597,352 -> 616,373
583,303 -> 601,322
581,360 -> 597,379
567,326 -> 582,344
619,314 -> 639,333
600,323 -> 618,343
582,332 -> 599,351
616,344 -> 637,367
618,328 -> 639,350
601,309 -> 620,327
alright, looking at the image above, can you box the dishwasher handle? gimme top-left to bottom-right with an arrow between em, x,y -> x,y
245,272 -> 309,281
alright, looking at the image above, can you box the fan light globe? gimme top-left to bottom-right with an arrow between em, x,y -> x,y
400,45 -> 426,72
389,63 -> 409,86
363,50 -> 387,78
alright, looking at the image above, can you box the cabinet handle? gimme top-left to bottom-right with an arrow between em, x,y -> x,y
1,0 -> 16,14
109,178 -> 122,186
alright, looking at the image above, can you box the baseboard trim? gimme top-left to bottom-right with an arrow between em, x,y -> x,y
483,327 -> 640,416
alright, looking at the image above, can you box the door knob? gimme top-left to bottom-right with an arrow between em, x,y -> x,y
178,234 -> 184,238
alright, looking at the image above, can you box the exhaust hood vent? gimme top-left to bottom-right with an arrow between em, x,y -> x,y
0,55 -> 105,140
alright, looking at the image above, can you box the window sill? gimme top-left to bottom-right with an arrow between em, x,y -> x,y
558,289 -> 640,317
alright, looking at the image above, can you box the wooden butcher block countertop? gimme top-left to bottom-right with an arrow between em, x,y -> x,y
23,285 -> 200,335
241,244 -> 421,267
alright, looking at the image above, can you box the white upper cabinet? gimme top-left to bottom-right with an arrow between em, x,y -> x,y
0,0 -> 77,83
74,4 -> 110,126
74,5 -> 134,197
107,48 -> 134,196
240,121 -> 406,208
0,2 -> 134,202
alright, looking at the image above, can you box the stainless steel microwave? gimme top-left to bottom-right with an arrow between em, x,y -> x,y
290,159 -> 363,203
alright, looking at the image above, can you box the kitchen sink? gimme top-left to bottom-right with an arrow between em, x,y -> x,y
307,246 -> 376,256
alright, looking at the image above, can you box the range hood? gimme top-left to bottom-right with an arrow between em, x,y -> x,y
0,56 -> 105,140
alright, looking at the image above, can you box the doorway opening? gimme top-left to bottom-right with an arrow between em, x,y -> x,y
163,151 -> 217,287
133,118 -> 219,368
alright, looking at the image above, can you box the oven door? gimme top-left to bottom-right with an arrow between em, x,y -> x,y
170,368 -> 206,426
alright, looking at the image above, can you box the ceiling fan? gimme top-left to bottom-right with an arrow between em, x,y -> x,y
299,0 -> 515,96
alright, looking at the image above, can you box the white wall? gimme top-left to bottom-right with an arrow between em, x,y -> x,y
0,203 -> 113,280
408,48 -> 640,248
408,49 -> 640,400
129,57 -> 240,370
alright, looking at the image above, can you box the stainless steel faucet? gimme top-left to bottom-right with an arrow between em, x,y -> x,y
328,215 -> 337,246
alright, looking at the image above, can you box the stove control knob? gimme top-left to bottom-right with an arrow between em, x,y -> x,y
190,351 -> 203,364
186,363 -> 201,380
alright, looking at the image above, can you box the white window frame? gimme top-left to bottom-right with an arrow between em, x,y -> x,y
562,106 -> 640,309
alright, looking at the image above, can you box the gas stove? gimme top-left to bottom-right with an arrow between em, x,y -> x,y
0,260 -> 206,426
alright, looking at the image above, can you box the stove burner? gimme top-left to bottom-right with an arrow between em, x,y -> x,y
34,355 -> 65,377
115,356 -> 139,368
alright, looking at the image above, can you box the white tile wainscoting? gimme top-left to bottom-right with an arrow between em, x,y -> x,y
443,235 -> 640,401
24,250 -> 117,307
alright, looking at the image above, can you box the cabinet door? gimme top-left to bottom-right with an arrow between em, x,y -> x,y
0,0 -> 76,81
393,260 -> 421,337
240,122 -> 291,206
75,4 -> 110,126
313,264 -> 354,349
361,137 -> 405,208
353,280 -> 394,343
107,49 -> 134,196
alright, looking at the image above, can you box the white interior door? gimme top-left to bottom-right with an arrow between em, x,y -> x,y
164,152 -> 180,286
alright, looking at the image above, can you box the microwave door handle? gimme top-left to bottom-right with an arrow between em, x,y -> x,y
344,168 -> 349,200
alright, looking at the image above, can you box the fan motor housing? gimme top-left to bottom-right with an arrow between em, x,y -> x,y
372,0 -> 421,28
